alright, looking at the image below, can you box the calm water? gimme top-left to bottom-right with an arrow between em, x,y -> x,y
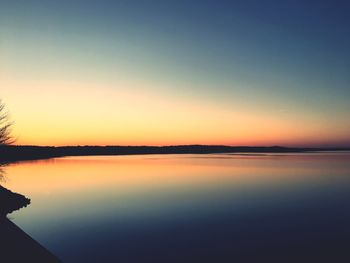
3,153 -> 350,262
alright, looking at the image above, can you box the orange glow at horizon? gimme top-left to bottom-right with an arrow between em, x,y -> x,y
2,76 -> 350,147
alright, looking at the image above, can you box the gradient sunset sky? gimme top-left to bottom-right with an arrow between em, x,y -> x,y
1,0 -> 350,147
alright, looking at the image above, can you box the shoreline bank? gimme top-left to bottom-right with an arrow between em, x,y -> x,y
0,217 -> 62,263
0,185 -> 61,263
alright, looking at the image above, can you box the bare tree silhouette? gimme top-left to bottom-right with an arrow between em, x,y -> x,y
0,99 -> 14,145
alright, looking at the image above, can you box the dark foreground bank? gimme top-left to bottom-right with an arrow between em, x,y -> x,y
0,185 -> 30,215
1,145 -> 348,163
0,185 -> 61,263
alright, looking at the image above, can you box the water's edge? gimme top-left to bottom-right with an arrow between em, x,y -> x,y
0,185 -> 62,263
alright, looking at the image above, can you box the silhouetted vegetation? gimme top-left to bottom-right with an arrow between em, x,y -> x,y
0,145 -> 349,163
0,100 -> 13,145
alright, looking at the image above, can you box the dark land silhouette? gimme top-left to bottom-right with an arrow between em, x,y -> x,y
1,144 -> 349,163
0,184 -> 30,215
0,184 -> 61,262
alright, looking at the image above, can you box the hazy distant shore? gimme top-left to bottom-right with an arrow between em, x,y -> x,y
1,145 -> 349,163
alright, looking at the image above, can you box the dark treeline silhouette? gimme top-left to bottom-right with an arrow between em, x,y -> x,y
1,145 -> 349,163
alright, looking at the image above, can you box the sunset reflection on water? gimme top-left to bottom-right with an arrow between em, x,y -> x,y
3,153 -> 350,262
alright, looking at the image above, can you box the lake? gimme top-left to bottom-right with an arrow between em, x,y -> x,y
3,153 -> 350,262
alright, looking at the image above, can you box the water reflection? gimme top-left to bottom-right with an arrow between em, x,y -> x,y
3,153 -> 350,262
0,164 -> 6,182
0,163 -> 31,217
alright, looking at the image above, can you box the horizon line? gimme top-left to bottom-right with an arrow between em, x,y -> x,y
6,144 -> 350,150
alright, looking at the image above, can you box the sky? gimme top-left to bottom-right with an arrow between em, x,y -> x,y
1,0 -> 350,147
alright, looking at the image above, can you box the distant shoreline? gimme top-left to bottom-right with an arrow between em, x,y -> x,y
1,145 -> 349,163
